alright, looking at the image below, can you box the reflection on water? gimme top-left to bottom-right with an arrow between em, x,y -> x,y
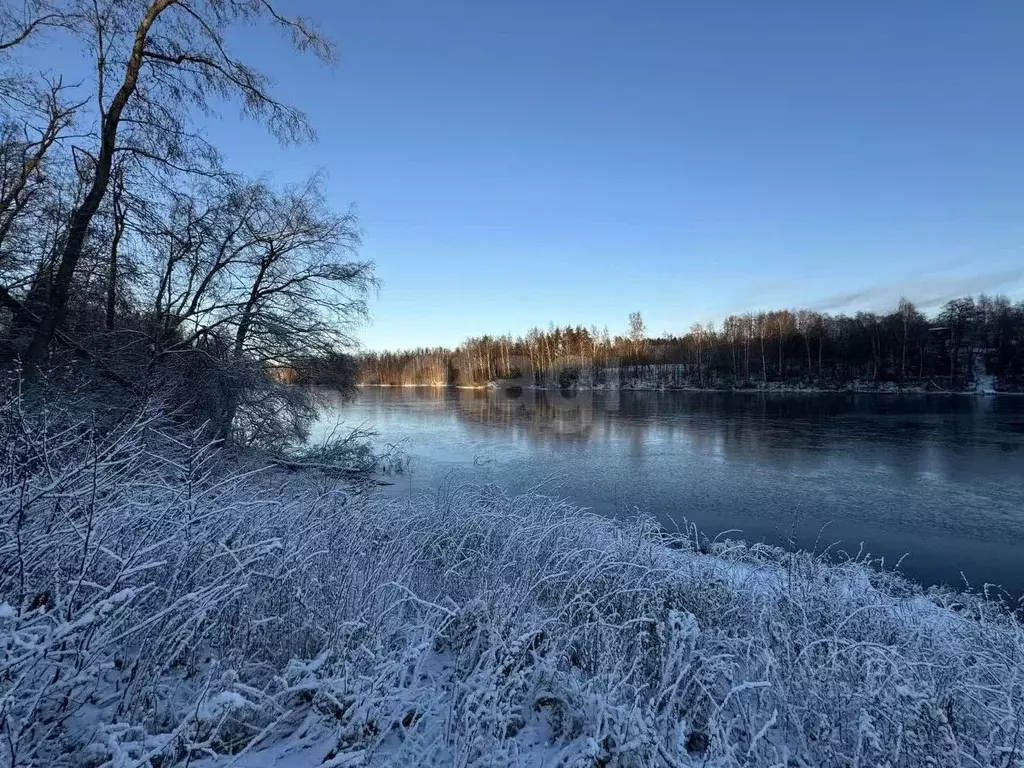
319,387 -> 1024,597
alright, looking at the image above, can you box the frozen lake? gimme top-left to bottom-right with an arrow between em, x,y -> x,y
318,387 -> 1024,597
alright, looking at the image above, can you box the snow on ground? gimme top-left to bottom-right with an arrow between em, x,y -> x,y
974,352 -> 998,395
2,393 -> 1023,767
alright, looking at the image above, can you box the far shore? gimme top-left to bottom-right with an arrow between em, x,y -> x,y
355,382 -> 1021,396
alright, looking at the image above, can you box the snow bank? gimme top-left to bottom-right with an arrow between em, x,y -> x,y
2,393 -> 1022,767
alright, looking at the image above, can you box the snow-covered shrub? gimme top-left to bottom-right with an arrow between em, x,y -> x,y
0,385 -> 359,766
1,384 -> 1022,767
299,486 -> 1022,767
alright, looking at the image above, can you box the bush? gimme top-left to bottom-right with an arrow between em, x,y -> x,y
557,366 -> 580,390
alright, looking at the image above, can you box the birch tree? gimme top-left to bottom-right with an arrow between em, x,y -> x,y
11,0 -> 336,372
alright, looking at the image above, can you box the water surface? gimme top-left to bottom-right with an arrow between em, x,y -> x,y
318,387 -> 1024,596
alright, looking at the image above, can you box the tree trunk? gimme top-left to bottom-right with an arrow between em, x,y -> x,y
24,0 -> 177,373
744,336 -> 750,382
900,320 -> 908,383
105,192 -> 127,331
760,335 -> 767,384
949,336 -> 958,388
220,256 -> 270,440
872,332 -> 881,382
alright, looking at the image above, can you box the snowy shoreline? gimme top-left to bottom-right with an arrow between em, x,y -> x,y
5,391 -> 1022,766
203,486 -> 1024,767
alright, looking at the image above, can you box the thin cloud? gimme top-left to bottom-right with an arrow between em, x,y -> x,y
808,268 -> 1024,315
805,288 -> 875,312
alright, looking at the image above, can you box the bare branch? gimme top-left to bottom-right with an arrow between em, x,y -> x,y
0,12 -> 63,51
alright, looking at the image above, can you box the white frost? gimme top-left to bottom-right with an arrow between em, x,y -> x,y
2,395 -> 1022,767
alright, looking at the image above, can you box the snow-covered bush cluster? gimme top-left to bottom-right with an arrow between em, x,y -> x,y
1,390 -> 1022,767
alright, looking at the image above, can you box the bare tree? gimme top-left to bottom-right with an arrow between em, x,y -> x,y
796,309 -> 815,375
755,312 -> 767,384
855,312 -> 883,382
133,175 -> 372,439
629,311 -> 645,359
19,0 -> 337,372
691,322 -> 706,387
895,297 -> 922,383
742,313 -> 752,382
769,310 -> 794,378
941,297 -> 976,387
723,315 -> 739,378
0,79 -> 81,280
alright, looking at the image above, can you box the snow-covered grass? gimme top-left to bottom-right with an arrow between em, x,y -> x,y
2,391 -> 1023,767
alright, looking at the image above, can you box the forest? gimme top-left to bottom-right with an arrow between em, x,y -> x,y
359,297 -> 1024,391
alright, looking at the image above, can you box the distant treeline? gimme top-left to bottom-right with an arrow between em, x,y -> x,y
359,296 -> 1024,391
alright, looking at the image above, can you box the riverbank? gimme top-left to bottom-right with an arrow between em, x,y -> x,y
6,393 -> 1021,766
203,486 -> 1022,767
358,381 -> 1020,395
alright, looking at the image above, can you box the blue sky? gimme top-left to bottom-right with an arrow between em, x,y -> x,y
42,1 -> 1024,348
